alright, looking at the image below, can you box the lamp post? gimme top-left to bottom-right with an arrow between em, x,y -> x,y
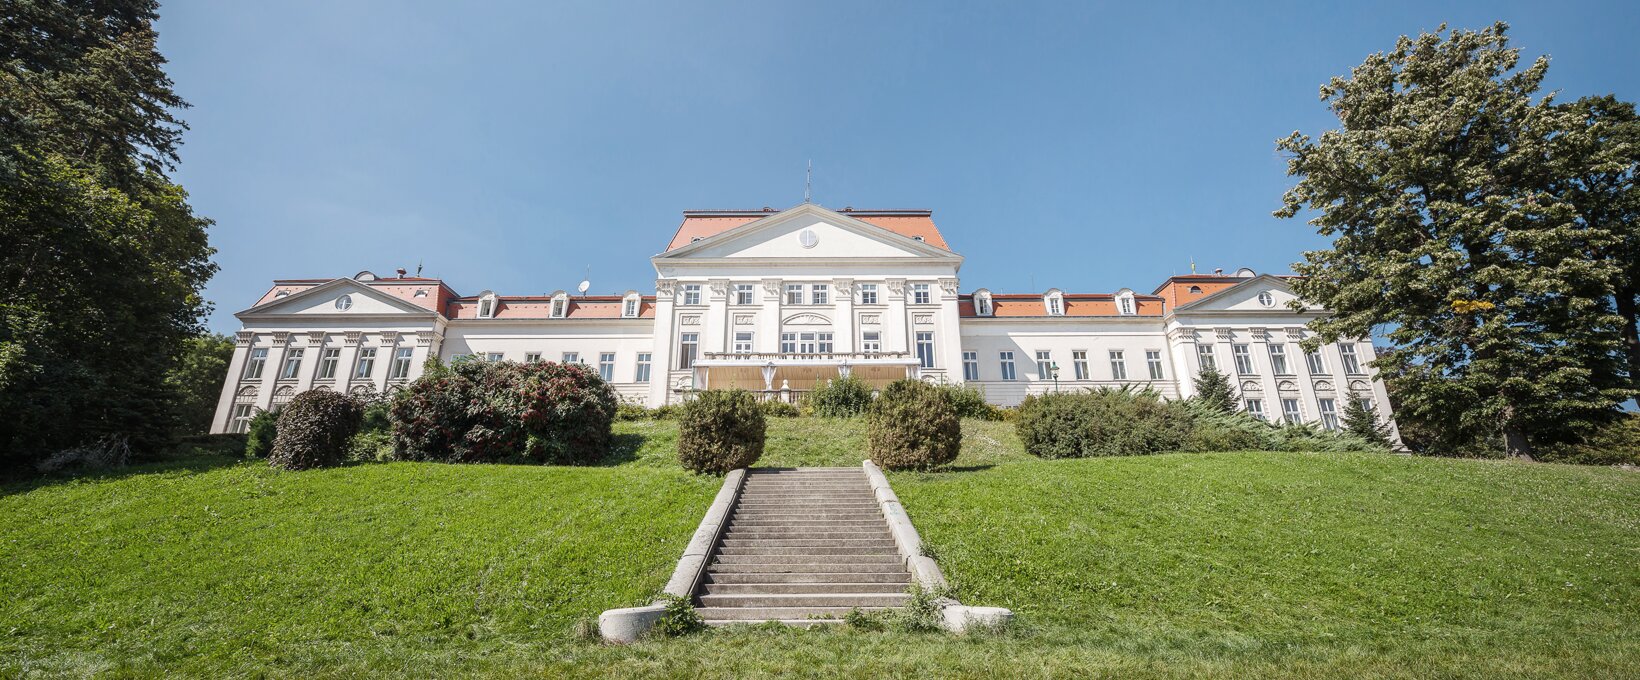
1051,362 -> 1060,393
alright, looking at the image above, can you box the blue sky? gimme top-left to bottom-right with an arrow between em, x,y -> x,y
155,1 -> 1640,333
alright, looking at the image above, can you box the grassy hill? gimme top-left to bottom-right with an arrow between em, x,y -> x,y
3,420 -> 1636,678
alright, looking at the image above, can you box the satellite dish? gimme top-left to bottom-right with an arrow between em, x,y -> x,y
577,279 -> 591,295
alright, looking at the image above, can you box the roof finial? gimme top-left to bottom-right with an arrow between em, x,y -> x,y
804,160 -> 813,204
1189,257 -> 1196,274
415,259 -> 423,277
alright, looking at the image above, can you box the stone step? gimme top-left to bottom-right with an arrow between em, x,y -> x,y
702,582 -> 910,595
724,533 -> 892,542
740,484 -> 869,491
727,520 -> 888,529
703,618 -> 845,628
705,571 -> 912,584
730,513 -> 882,521
733,505 -> 880,512
735,499 -> 879,505
698,593 -> 911,608
707,561 -> 905,574
717,546 -> 899,556
714,553 -> 903,565
720,538 -> 896,548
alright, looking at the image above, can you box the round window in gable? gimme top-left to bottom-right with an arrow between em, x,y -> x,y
335,294 -> 354,311
798,228 -> 819,249
1257,291 -> 1274,307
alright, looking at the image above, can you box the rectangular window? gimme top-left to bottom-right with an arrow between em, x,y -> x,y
562,352 -> 579,364
1281,398 -> 1303,424
1036,351 -> 1053,380
635,353 -> 652,382
279,348 -> 304,380
623,297 -> 639,317
1197,344 -> 1217,371
999,351 -> 1017,381
916,331 -> 935,368
1232,344 -> 1254,374
678,334 -> 698,369
599,352 -> 615,381
243,348 -> 268,380
682,284 -> 701,306
1356,397 -> 1374,413
859,284 -> 878,305
798,332 -> 817,354
780,332 -> 797,354
734,284 -> 754,305
1245,399 -> 1265,421
733,331 -> 753,354
1047,296 -> 1062,316
390,347 -> 414,379
1318,398 -> 1339,430
811,284 -> 829,305
551,297 -> 567,318
1072,350 -> 1089,380
786,284 -> 804,305
1268,343 -> 1290,375
912,283 -> 931,305
1109,350 -> 1128,380
962,351 -> 979,380
1119,297 -> 1135,315
1339,343 -> 1363,374
861,331 -> 881,354
230,404 -> 256,434
1305,349 -> 1326,375
817,332 -> 834,354
317,348 -> 340,379
524,352 -> 541,363
486,352 -> 505,363
1146,350 -> 1165,380
354,348 -> 376,378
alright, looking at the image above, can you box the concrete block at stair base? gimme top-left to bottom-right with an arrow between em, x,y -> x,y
663,554 -> 707,597
940,604 -> 1013,634
598,603 -> 668,644
907,555 -> 948,590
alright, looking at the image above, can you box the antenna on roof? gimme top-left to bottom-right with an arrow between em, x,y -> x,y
804,160 -> 813,204
415,260 -> 423,277
1190,257 -> 1196,274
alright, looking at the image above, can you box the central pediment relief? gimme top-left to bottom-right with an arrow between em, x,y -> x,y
783,313 -> 831,326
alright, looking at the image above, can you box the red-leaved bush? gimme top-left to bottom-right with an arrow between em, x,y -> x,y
389,359 -> 617,464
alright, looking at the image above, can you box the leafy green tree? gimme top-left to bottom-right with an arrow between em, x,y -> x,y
166,334 -> 235,435
1,1 -> 215,470
1191,367 -> 1236,414
1275,23 -> 1632,459
1341,397 -> 1393,449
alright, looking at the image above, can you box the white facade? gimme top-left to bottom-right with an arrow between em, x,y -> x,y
212,204 -> 1397,441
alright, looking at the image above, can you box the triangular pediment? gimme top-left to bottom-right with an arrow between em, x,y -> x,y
1175,275 -> 1318,312
237,278 -> 437,318
656,204 -> 958,261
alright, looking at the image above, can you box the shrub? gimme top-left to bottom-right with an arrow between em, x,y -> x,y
1017,386 -> 1192,458
1192,367 -> 1237,414
616,400 -> 651,421
244,408 -> 278,459
759,400 -> 801,418
390,360 -> 617,465
806,374 -> 874,417
867,379 -> 960,471
677,389 -> 766,474
1541,412 -> 1640,465
347,429 -> 396,462
650,595 -> 705,638
934,382 -> 1001,420
269,390 -> 363,470
1341,397 -> 1394,448
1178,399 -> 1384,453
36,435 -> 132,474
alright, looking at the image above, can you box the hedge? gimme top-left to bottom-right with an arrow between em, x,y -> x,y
389,359 -> 617,464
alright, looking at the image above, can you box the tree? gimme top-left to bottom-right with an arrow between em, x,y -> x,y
166,334 -> 235,435
1275,23 -> 1633,460
1341,397 -> 1393,449
0,1 -> 215,470
1192,367 -> 1236,414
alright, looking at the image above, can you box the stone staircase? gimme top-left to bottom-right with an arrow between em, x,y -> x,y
694,467 -> 913,626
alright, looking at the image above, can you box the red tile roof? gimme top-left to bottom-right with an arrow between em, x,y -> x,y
958,293 -> 1164,318
665,208 -> 949,251
445,295 -> 656,320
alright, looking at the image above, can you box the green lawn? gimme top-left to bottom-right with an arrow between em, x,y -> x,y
3,419 -> 1637,678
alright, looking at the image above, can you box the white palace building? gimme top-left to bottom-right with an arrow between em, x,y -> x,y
211,204 -> 1398,437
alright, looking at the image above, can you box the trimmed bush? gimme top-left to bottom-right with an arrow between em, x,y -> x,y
244,408 -> 278,459
933,382 -> 1001,420
269,390 -> 363,470
1017,386 -> 1192,458
867,379 -> 960,471
759,400 -> 801,418
806,374 -> 874,417
390,360 -> 618,465
677,389 -> 765,474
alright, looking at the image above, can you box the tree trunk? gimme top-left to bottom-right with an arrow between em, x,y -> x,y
1503,425 -> 1535,461
1615,286 -> 1640,392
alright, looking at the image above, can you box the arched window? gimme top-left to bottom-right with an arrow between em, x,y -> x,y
1043,289 -> 1064,316
550,292 -> 569,318
973,289 -> 993,316
271,386 -> 295,407
1187,285 -> 1202,294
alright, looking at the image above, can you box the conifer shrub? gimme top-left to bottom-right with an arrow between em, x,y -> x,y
389,359 -> 617,464
867,379 -> 960,470
1017,386 -> 1192,458
677,389 -> 765,474
244,408 -> 279,458
269,391 -> 363,470
805,374 -> 874,417
1192,367 -> 1237,414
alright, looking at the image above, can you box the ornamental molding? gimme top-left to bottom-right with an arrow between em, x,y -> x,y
782,313 -> 831,326
762,278 -> 784,296
655,279 -> 676,296
938,278 -> 960,295
345,331 -> 363,346
271,331 -> 290,345
307,331 -> 328,346
416,330 -> 437,347
708,279 -> 730,296
1314,380 -> 1335,392
913,313 -> 934,324
1284,326 -> 1307,339
1240,380 -> 1262,392
886,278 -> 907,295
832,278 -> 854,296
234,331 -> 254,347
1349,379 -> 1370,393
1214,327 -> 1234,342
1251,327 -> 1269,342
1277,379 -> 1298,392
859,313 -> 881,325
380,331 -> 400,346
680,315 -> 701,326
733,314 -> 756,325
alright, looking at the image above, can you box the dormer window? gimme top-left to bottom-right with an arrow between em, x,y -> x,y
1188,286 -> 1202,294
622,292 -> 641,318
1115,289 -> 1137,315
974,289 -> 993,316
913,236 -> 924,242
1044,289 -> 1064,316
550,293 -> 569,318
274,290 -> 290,299
1119,297 -> 1134,314
477,292 -> 497,319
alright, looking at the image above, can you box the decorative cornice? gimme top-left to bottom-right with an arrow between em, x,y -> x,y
234,331 -> 254,347
1251,327 -> 1269,342
886,278 -> 906,296
307,331 -> 327,346
345,331 -> 363,346
380,331 -> 401,346
832,278 -> 854,296
1214,327 -> 1234,342
938,278 -> 960,295
761,278 -> 784,296
271,331 -> 290,345
708,279 -> 730,297
416,330 -> 436,347
655,279 -> 676,296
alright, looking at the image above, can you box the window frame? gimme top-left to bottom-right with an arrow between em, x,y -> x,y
1339,343 -> 1363,374
1281,398 -> 1303,424
911,283 -> 931,305
1245,398 -> 1265,421
635,353 -> 652,382
1145,349 -> 1165,380
1268,343 -> 1291,375
915,331 -> 935,368
1318,398 -> 1339,430
279,348 -> 304,380
999,350 -> 1017,381
678,333 -> 699,369
811,283 -> 829,305
354,347 -> 377,378
389,347 -> 414,379
734,284 -> 754,305
243,348 -> 268,380
861,330 -> 881,354
1231,344 -> 1254,374
561,352 -> 579,364
785,283 -> 804,305
1305,349 -> 1326,375
962,350 -> 979,381
1196,343 -> 1216,371
1036,350 -> 1054,380
1072,350 -> 1089,380
485,352 -> 505,363
859,284 -> 878,305
317,348 -> 341,380
733,331 -> 754,354
598,352 -> 616,382
1109,349 -> 1128,380
681,285 -> 701,306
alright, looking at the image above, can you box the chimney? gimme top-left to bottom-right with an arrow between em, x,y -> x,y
1213,268 -> 1223,275
396,267 -> 408,278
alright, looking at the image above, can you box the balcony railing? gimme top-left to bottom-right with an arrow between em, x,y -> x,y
699,351 -> 911,361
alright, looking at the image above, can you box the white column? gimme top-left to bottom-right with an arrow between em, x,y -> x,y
758,278 -> 783,354
937,277 -> 963,381
209,331 -> 255,433
833,278 -> 855,354
884,278 -> 908,355
647,279 -> 678,406
296,331 -> 324,394
705,279 -> 730,356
